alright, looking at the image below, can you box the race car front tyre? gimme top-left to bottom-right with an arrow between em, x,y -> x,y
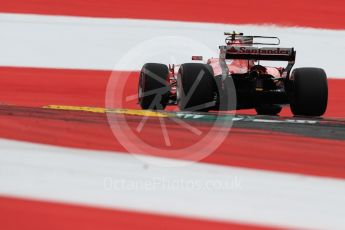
138,63 -> 170,110
255,105 -> 282,116
177,63 -> 216,112
290,68 -> 328,116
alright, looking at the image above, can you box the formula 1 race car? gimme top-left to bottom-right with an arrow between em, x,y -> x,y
138,32 -> 328,116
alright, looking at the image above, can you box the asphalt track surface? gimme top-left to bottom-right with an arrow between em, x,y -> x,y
1,104 -> 345,141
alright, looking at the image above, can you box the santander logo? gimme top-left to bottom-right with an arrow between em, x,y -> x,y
228,46 -> 290,55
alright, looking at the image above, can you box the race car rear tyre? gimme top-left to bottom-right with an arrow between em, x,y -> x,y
255,105 -> 282,116
138,63 -> 170,110
178,63 -> 216,112
290,68 -> 328,116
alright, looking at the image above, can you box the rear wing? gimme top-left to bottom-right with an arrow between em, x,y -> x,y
222,46 -> 296,62
219,32 -> 296,79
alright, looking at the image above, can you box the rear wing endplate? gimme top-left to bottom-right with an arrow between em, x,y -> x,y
222,46 -> 296,62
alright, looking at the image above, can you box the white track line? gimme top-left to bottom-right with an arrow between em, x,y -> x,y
0,138 -> 345,229
1,13 -> 345,78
